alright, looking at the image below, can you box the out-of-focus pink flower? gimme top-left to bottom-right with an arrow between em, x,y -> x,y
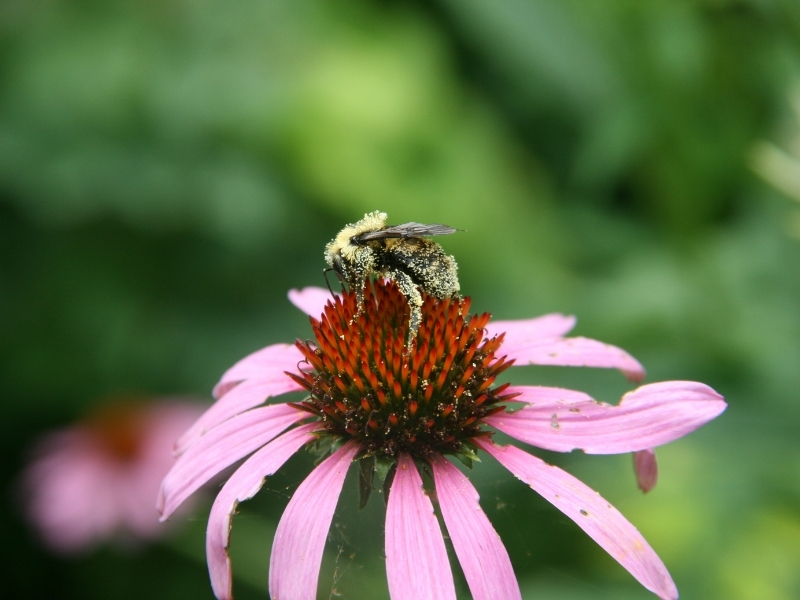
23,399 -> 204,554
159,281 -> 726,600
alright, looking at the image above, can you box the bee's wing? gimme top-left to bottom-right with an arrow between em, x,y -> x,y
356,222 -> 460,241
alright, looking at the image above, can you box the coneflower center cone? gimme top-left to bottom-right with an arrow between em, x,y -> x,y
83,401 -> 145,462
288,280 -> 517,458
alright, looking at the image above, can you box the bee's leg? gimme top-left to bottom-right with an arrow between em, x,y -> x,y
323,268 -> 345,297
352,248 -> 374,319
355,278 -> 366,316
389,270 -> 423,348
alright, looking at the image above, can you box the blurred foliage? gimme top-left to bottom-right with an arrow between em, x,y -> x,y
2,0 -> 800,598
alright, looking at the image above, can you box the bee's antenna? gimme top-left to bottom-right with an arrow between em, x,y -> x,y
323,268 -> 338,297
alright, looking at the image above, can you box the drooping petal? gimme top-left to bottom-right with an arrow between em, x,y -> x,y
288,286 -> 338,318
430,455 -> 520,600
176,377 -> 303,455
386,454 -> 456,600
158,404 -> 307,519
477,439 -> 678,600
269,442 -> 358,600
500,335 -> 646,382
206,423 -> 317,600
485,313 -> 577,342
485,381 -> 726,454
212,343 -> 306,399
634,449 -> 658,493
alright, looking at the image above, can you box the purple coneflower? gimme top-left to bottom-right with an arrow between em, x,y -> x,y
23,399 -> 204,554
158,281 -> 725,600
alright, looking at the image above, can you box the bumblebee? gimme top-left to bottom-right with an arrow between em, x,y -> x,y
324,211 -> 461,343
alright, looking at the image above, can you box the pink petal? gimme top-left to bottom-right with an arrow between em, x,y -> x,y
269,442 -> 358,600
634,449 -> 658,493
476,439 -> 678,600
158,403 -> 307,520
176,376 -> 304,455
485,381 -> 725,454
288,286 -> 338,317
430,455 -> 520,600
212,343 -> 306,399
501,336 -> 646,382
138,401 -> 208,462
386,454 -> 456,600
206,423 -> 317,600
485,313 -> 577,342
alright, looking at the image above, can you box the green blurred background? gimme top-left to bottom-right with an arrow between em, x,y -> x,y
2,0 -> 800,598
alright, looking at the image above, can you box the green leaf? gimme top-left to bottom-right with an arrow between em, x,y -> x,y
375,456 -> 395,482
359,456 -> 375,510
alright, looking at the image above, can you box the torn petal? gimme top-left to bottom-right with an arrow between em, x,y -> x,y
158,403 -> 307,520
206,424 -> 317,600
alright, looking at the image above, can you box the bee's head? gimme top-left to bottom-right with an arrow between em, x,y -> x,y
329,253 -> 345,276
